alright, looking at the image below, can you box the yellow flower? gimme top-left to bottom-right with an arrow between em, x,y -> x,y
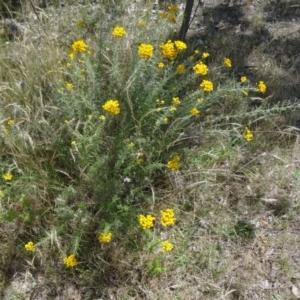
63,254 -> 78,268
138,43 -> 154,59
200,80 -> 214,92
197,98 -> 204,103
137,158 -> 144,165
102,100 -> 120,115
167,13 -> 176,23
25,241 -> 35,252
128,142 -> 135,148
223,57 -> 232,68
163,117 -> 169,123
160,208 -> 176,226
168,5 -> 179,13
189,55 -> 195,61
112,26 -> 126,37
161,240 -> 174,252
139,21 -> 146,27
243,127 -> 253,142
139,214 -> 156,229
158,62 -> 165,68
98,232 -> 112,243
71,39 -> 88,53
68,51 -> 75,60
169,106 -> 177,113
167,156 -> 180,171
99,115 -> 106,120
71,141 -> 76,146
160,100 -> 165,104
66,62 -> 71,67
240,76 -> 247,83
172,97 -> 181,105
7,117 -> 14,126
190,107 -> 200,116
194,49 -> 200,54
156,108 -> 161,112
3,172 -> 13,181
193,62 -> 209,75
177,64 -> 186,74
202,52 -> 210,58
257,81 -> 267,93
174,40 -> 187,51
160,40 -> 177,60
65,82 -> 74,89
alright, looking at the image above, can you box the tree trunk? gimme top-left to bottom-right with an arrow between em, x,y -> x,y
178,0 -> 194,41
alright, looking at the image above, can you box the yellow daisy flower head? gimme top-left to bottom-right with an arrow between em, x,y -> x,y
240,76 -> 247,83
139,214 -> 156,229
160,40 -> 177,60
138,43 -> 154,59
257,81 -> 267,94
200,80 -> 214,92
158,62 -> 165,68
223,57 -> 232,68
25,241 -> 35,252
112,26 -> 126,37
172,97 -> 181,105
71,39 -> 88,53
167,156 -> 180,171
243,127 -> 253,142
98,232 -> 112,243
174,40 -> 187,51
63,254 -> 78,268
177,64 -> 186,74
3,172 -> 13,181
160,208 -> 176,226
102,100 -> 120,115
161,240 -> 174,252
193,61 -> 209,75
190,107 -> 200,116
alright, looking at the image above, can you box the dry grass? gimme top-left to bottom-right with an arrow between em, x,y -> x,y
1,0 -> 300,299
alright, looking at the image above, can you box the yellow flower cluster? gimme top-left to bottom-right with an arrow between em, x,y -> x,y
65,82 -> 74,89
257,81 -> 267,93
202,52 -> 210,58
102,100 -> 120,115
7,117 -> 14,126
3,172 -> 13,181
160,208 -> 176,227
200,80 -> 214,92
112,26 -> 126,37
161,240 -> 174,252
160,12 -> 177,23
223,57 -> 232,68
72,39 -> 88,53
190,107 -> 200,116
139,214 -> 156,229
63,254 -> 78,268
174,40 -> 187,51
177,64 -> 186,74
172,97 -> 181,105
25,241 -> 35,252
98,232 -> 112,243
160,40 -> 187,60
169,106 -> 177,113
168,5 -> 179,13
243,127 -> 253,142
167,156 -> 180,171
158,62 -> 165,68
240,76 -> 247,83
193,61 -> 209,75
138,43 -> 154,59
